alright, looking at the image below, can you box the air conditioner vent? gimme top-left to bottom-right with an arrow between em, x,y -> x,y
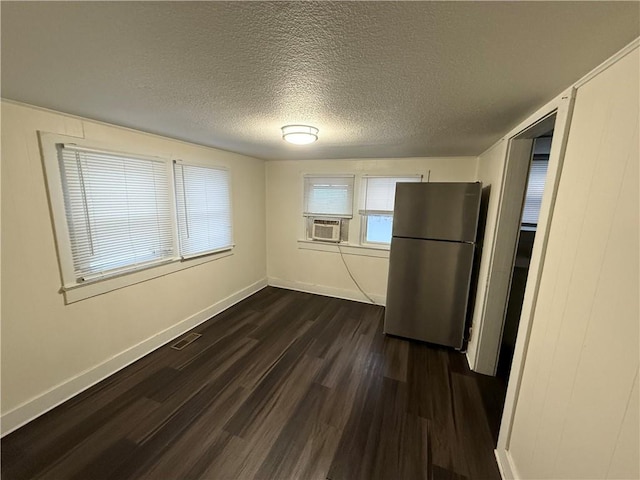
171,332 -> 202,350
312,218 -> 341,242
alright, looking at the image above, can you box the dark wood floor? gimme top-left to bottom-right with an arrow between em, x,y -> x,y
2,287 -> 506,480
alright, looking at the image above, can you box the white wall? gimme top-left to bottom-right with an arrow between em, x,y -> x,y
1,102 -> 267,433
466,139 -> 507,368
266,157 -> 478,304
506,46 -> 639,479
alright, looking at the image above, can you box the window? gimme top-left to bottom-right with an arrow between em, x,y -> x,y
303,175 -> 354,242
303,175 -> 354,218
360,176 -> 421,245
45,136 -> 234,300
174,162 -> 233,258
521,157 -> 549,230
59,145 -> 175,281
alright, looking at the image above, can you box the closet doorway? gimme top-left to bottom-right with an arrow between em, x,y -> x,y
497,133 -> 553,383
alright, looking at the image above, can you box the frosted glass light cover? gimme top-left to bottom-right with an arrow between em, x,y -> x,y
281,125 -> 318,145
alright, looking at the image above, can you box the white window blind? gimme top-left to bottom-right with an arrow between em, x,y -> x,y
360,176 -> 421,244
360,176 -> 422,215
303,175 -> 354,218
59,145 -> 175,281
174,162 -> 233,258
521,159 -> 549,227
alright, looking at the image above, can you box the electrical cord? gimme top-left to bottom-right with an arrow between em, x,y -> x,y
337,244 -> 376,305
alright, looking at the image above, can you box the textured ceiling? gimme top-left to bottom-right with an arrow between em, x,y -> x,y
2,1 -> 638,160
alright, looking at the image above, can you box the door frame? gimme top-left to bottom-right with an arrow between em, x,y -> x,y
472,88 -> 575,376
470,88 -> 576,474
471,121 -> 551,376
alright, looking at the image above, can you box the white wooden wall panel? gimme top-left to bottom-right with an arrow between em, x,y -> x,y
508,47 -> 639,479
555,93 -> 639,478
607,370 -> 639,479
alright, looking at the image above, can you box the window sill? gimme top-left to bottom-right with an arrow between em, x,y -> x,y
297,239 -> 390,259
62,249 -> 233,304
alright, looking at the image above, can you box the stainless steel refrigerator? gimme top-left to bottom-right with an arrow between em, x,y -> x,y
384,182 -> 482,349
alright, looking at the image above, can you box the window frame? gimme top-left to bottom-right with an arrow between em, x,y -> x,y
359,175 -> 422,247
40,132 -> 234,304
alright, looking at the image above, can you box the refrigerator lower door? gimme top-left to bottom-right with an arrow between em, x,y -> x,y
384,237 -> 475,349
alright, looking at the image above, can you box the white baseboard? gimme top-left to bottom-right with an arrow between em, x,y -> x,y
465,350 -> 476,371
495,448 -> 520,480
0,278 -> 268,437
268,277 -> 386,306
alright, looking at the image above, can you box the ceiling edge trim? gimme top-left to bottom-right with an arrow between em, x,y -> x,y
574,36 -> 639,89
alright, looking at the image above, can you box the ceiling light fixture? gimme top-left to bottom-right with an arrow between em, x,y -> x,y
281,125 -> 319,145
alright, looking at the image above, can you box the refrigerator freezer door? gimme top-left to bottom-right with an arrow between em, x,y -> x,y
384,237 -> 475,348
392,182 -> 482,242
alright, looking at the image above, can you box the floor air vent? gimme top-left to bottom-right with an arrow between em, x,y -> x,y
171,332 -> 202,350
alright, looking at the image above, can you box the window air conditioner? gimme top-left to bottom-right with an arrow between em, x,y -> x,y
312,218 -> 341,243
